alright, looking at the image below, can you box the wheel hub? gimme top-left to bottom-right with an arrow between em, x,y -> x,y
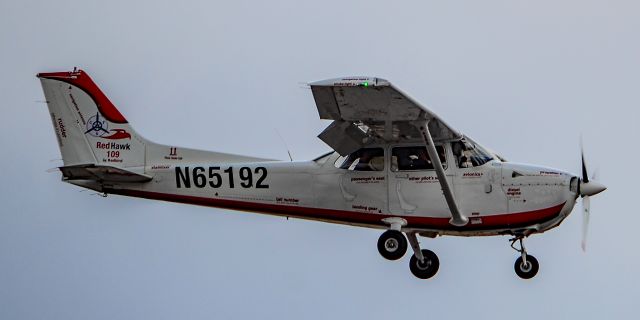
519,261 -> 532,272
416,259 -> 432,270
384,238 -> 399,252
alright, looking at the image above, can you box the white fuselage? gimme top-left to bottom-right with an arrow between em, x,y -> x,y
90,142 -> 578,237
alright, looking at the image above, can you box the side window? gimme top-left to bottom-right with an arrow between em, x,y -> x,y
391,146 -> 446,171
334,148 -> 385,171
451,140 -> 494,168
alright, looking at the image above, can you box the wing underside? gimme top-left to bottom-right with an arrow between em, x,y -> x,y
310,77 -> 461,155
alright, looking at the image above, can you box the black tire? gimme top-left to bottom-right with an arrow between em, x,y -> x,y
514,254 -> 539,279
377,230 -> 407,260
409,249 -> 440,279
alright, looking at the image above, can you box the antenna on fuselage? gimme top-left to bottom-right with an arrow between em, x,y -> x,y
274,128 -> 294,161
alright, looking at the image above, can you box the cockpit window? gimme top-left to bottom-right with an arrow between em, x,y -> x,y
451,138 -> 494,168
391,146 -> 446,171
334,148 -> 385,171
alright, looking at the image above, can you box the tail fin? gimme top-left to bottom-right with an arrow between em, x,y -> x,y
38,70 -> 146,168
39,69 -> 275,186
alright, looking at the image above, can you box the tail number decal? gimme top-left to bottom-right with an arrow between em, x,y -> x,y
176,166 -> 269,189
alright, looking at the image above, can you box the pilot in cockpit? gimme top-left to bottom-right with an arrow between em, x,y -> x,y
412,149 -> 432,169
452,141 -> 474,168
452,138 -> 497,168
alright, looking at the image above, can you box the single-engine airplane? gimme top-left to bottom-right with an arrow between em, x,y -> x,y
38,69 -> 606,280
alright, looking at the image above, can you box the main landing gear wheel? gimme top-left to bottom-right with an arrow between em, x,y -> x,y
514,255 -> 539,279
409,249 -> 440,279
377,230 -> 407,260
510,236 -> 539,279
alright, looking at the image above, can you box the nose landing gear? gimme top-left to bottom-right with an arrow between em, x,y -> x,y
510,236 -> 539,279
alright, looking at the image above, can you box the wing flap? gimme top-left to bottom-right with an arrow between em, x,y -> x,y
317,120 -> 367,156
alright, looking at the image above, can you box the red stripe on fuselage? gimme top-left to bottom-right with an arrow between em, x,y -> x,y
105,188 -> 566,231
37,70 -> 128,124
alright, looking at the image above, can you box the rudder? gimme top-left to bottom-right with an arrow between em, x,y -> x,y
38,70 -> 146,168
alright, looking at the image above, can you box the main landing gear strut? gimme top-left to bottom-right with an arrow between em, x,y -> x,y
510,236 -> 539,279
377,230 -> 439,280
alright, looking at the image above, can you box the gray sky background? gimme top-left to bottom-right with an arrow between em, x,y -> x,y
1,0 -> 639,319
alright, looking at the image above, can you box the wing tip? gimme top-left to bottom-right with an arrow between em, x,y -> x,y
309,76 -> 389,87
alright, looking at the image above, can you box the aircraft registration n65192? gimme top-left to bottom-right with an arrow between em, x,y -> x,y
37,69 -> 606,280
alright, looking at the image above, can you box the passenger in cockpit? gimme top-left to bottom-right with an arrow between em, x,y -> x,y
354,151 -> 374,171
348,148 -> 384,171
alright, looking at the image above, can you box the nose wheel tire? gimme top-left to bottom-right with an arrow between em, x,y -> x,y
377,230 -> 407,260
409,249 -> 439,279
514,254 -> 539,279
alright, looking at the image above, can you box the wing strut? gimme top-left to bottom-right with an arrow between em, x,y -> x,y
419,121 -> 468,227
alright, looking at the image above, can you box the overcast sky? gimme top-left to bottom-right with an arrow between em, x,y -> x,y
1,0 -> 639,319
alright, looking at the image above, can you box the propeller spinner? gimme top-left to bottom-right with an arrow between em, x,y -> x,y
579,144 -> 607,251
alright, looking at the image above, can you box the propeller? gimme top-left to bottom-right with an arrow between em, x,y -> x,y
578,143 -> 607,251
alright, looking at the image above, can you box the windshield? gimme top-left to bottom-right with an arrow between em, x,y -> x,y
451,137 -> 494,168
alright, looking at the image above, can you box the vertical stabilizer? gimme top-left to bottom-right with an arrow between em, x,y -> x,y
38,70 -> 146,168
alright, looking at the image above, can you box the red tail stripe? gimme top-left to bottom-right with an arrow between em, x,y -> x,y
37,70 -> 128,124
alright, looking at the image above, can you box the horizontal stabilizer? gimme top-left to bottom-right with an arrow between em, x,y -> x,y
60,164 -> 152,183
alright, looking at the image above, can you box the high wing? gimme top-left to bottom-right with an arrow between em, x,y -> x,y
309,77 -> 462,156
309,77 -> 468,226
